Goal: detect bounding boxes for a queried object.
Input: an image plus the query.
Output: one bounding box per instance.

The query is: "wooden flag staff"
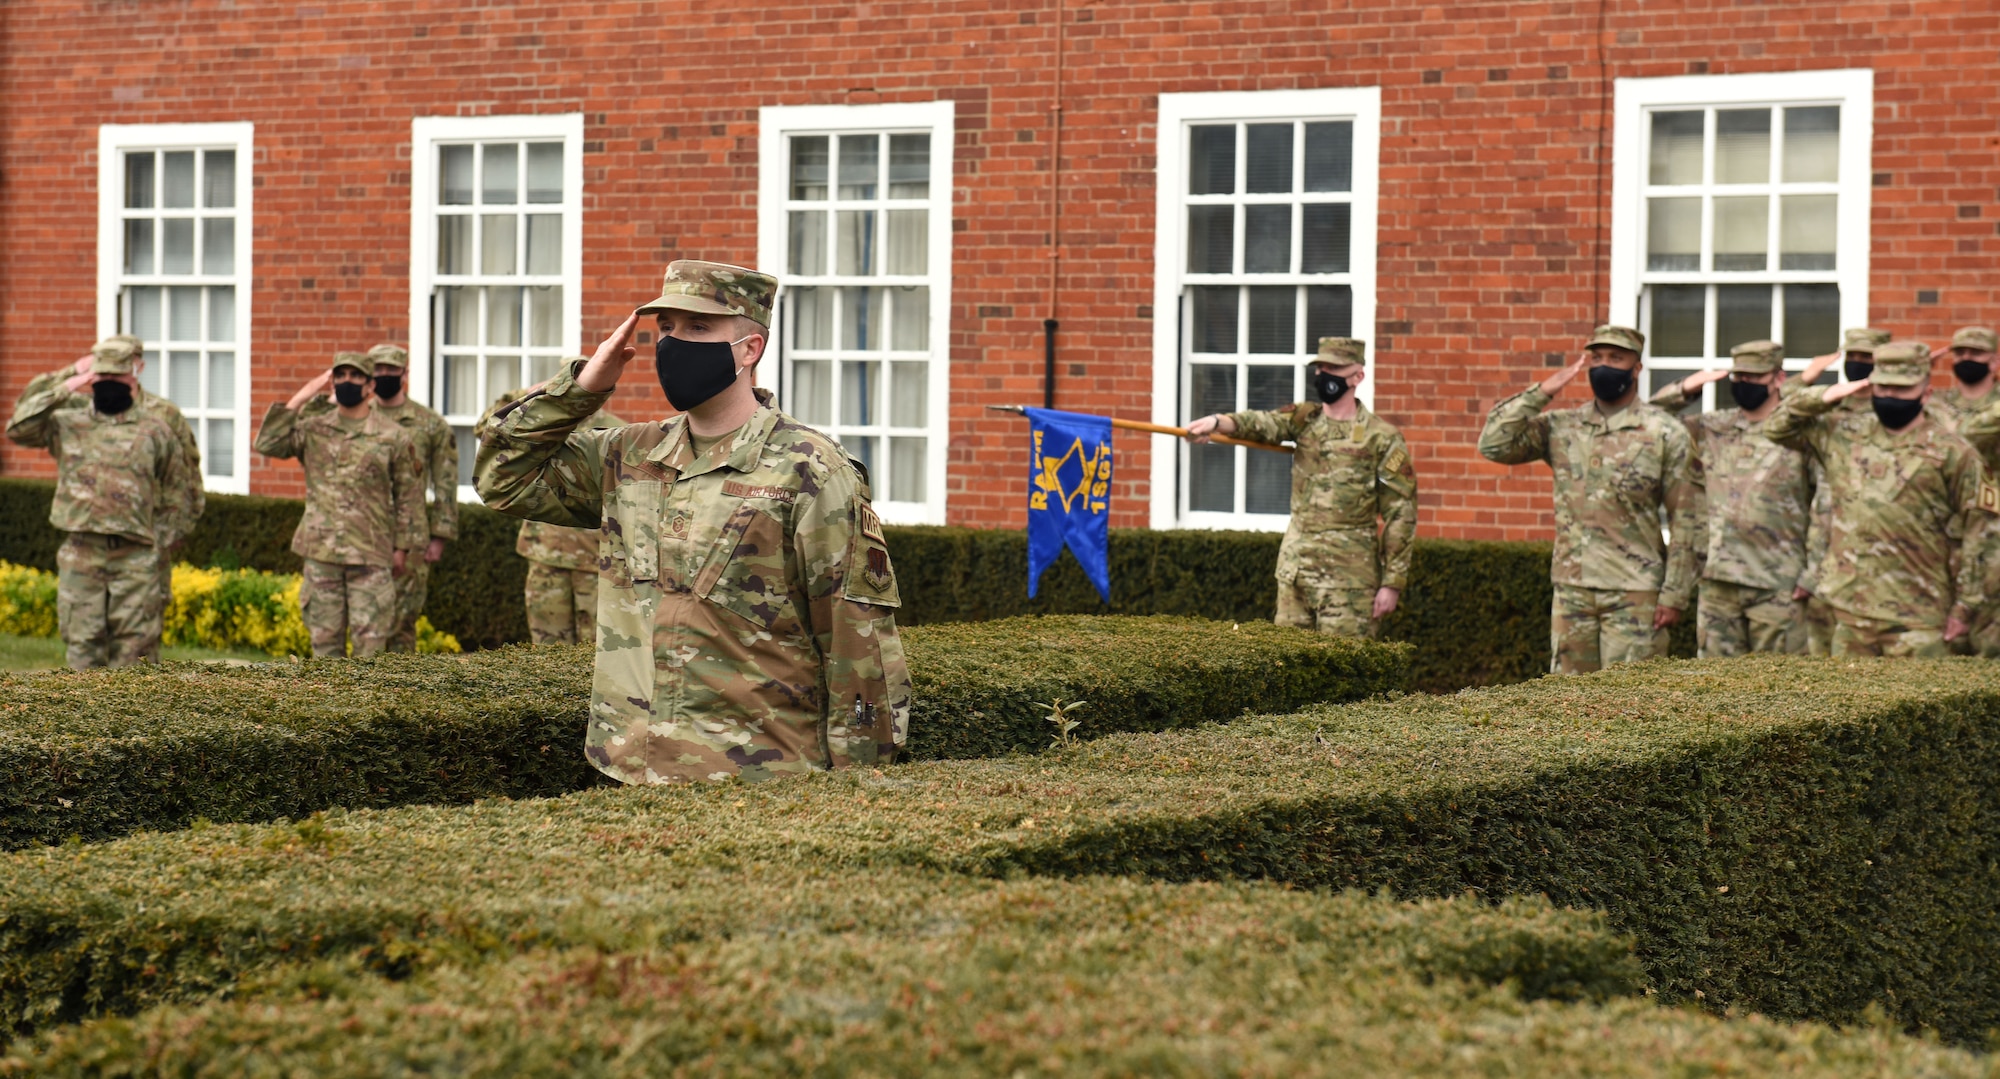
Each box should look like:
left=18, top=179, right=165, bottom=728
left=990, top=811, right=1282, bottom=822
left=986, top=404, right=1294, bottom=454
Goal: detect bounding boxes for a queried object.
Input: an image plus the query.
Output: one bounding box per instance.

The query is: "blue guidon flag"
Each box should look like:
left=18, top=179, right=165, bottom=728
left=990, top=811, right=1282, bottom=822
left=1024, top=407, right=1113, bottom=602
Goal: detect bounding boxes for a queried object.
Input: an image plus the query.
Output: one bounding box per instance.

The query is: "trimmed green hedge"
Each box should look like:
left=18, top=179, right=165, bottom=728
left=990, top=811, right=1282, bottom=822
left=0, top=617, right=1403, bottom=849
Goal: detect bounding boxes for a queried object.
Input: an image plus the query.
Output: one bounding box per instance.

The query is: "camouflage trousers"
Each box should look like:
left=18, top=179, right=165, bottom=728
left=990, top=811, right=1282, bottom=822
left=300, top=559, right=396, bottom=658
left=1959, top=603, right=2000, bottom=659
left=385, top=554, right=430, bottom=653
left=1274, top=579, right=1377, bottom=640
left=1696, top=579, right=1806, bottom=658
left=525, top=560, right=598, bottom=645
left=1550, top=584, right=1667, bottom=675
left=56, top=532, right=165, bottom=670
left=1802, top=596, right=1836, bottom=657
left=1830, top=608, right=1948, bottom=659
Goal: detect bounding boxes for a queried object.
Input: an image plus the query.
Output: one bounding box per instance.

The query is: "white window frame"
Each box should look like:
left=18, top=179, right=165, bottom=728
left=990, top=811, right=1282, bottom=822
left=96, top=122, right=255, bottom=495
left=1609, top=70, right=1873, bottom=407
left=757, top=100, right=955, bottom=526
left=1150, top=88, right=1381, bottom=531
left=408, top=113, right=585, bottom=501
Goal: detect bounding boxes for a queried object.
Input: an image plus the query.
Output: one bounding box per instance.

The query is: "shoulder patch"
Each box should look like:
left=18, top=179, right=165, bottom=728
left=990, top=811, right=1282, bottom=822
left=1382, top=445, right=1410, bottom=476
left=841, top=506, right=900, bottom=608
left=1980, top=479, right=2000, bottom=515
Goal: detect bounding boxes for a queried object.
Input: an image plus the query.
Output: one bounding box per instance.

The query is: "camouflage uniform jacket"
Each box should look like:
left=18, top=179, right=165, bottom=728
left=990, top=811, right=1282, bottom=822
left=473, top=390, right=627, bottom=571
left=1764, top=391, right=1994, bottom=625
left=1648, top=382, right=1818, bottom=592
left=1932, top=386, right=2000, bottom=475
left=254, top=402, right=427, bottom=567
left=1478, top=385, right=1702, bottom=609
left=1225, top=401, right=1418, bottom=590
left=21, top=362, right=204, bottom=493
left=303, top=397, right=459, bottom=540
left=474, top=360, right=910, bottom=785
left=5, top=388, right=199, bottom=547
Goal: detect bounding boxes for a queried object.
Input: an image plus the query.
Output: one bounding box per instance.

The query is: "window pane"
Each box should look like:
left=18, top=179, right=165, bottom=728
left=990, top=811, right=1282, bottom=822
left=1246, top=287, right=1296, bottom=354
left=889, top=438, right=926, bottom=503
left=206, top=418, right=234, bottom=478
left=792, top=359, right=832, bottom=424
left=1189, top=286, right=1237, bottom=353
left=207, top=351, right=234, bottom=408
left=203, top=150, right=235, bottom=208
left=1303, top=121, right=1353, bottom=192
left=1301, top=203, right=1350, bottom=273
left=201, top=218, right=234, bottom=275
left=1715, top=109, right=1771, bottom=184
left=792, top=287, right=832, bottom=349
left=1188, top=125, right=1235, bottom=195
left=529, top=355, right=565, bottom=384
left=441, top=287, right=477, bottom=345
left=884, top=209, right=927, bottom=274
left=1247, top=364, right=1294, bottom=409
left=1649, top=285, right=1705, bottom=357
left=486, top=355, right=523, bottom=399
left=1783, top=107, right=1839, bottom=183
left=455, top=428, right=477, bottom=486
left=1782, top=284, right=1840, bottom=358
left=1779, top=194, right=1836, bottom=270
left=440, top=145, right=474, bottom=205
left=1189, top=365, right=1239, bottom=439
left=890, top=360, right=927, bottom=426
left=125, top=152, right=155, bottom=209
left=161, top=218, right=194, bottom=274
left=482, top=143, right=518, bottom=204
left=1243, top=205, right=1291, bottom=273
left=169, top=286, right=202, bottom=341
left=163, top=151, right=196, bottom=208
left=888, top=133, right=930, bottom=198
left=837, top=134, right=879, bottom=199
left=1186, top=205, right=1233, bottom=274
left=1646, top=198, right=1700, bottom=271
left=844, top=435, right=878, bottom=480
left=1711, top=196, right=1768, bottom=271
left=444, top=353, right=479, bottom=414
left=1715, top=285, right=1773, bottom=357
left=1648, top=111, right=1704, bottom=185
left=438, top=216, right=471, bottom=275
left=1246, top=449, right=1292, bottom=515
left=790, top=136, right=829, bottom=200
left=1188, top=364, right=1238, bottom=512
left=789, top=210, right=826, bottom=275
left=841, top=287, right=885, bottom=350
left=841, top=360, right=882, bottom=424
left=1305, top=286, right=1353, bottom=348
left=1245, top=123, right=1293, bottom=194
left=138, top=351, right=161, bottom=395
left=207, top=287, right=235, bottom=343
left=130, top=287, right=161, bottom=339
left=525, top=143, right=563, bottom=203
left=525, top=215, right=561, bottom=275
left=168, top=351, right=200, bottom=406
left=890, top=286, right=929, bottom=351
left=836, top=210, right=877, bottom=275
left=124, top=219, right=154, bottom=275
left=528, top=286, right=562, bottom=348
left=481, top=215, right=517, bottom=275
left=486, top=286, right=523, bottom=346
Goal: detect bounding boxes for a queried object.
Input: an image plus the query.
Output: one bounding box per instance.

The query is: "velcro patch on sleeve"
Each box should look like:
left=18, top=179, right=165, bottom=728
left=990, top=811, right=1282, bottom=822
left=1980, top=480, right=2000, bottom=514
left=722, top=480, right=797, bottom=503
left=841, top=507, right=901, bottom=608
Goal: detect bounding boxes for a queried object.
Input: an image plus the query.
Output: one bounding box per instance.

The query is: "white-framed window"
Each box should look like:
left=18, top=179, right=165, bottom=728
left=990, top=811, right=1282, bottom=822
left=408, top=114, right=584, bottom=499
left=1150, top=89, right=1381, bottom=530
left=1609, top=70, right=1873, bottom=410
left=758, top=101, right=955, bottom=525
left=97, top=123, right=254, bottom=494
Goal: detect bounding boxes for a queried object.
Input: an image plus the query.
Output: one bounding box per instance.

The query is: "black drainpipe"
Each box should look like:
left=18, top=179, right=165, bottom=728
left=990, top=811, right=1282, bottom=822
left=1043, top=318, right=1059, bottom=409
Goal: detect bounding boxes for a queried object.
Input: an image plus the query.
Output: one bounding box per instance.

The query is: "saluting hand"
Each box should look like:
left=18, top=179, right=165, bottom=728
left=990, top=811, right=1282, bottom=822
left=287, top=371, right=333, bottom=411
left=1798, top=350, right=1843, bottom=384
left=1679, top=369, right=1730, bottom=395
left=1538, top=352, right=1591, bottom=397
left=575, top=311, right=642, bottom=393
left=1823, top=377, right=1872, bottom=403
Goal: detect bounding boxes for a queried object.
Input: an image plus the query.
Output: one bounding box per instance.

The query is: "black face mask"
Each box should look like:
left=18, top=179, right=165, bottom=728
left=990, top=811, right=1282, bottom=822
left=333, top=382, right=367, bottom=408
left=1954, top=359, right=1991, bottom=386
left=1312, top=370, right=1349, bottom=404
left=655, top=334, right=746, bottom=412
left=91, top=380, right=133, bottom=415
left=1729, top=380, right=1771, bottom=412
left=374, top=374, right=403, bottom=400
left=1844, top=357, right=1874, bottom=382
left=1587, top=364, right=1635, bottom=403
left=1873, top=395, right=1924, bottom=430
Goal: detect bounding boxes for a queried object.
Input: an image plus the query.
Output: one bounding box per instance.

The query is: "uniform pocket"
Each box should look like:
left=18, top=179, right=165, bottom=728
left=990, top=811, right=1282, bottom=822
left=606, top=480, right=662, bottom=584
left=693, top=501, right=795, bottom=631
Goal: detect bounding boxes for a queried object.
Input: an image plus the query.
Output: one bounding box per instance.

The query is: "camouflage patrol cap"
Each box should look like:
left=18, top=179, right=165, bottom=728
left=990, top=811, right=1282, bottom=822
left=1841, top=327, right=1891, bottom=355
left=89, top=336, right=140, bottom=376
left=1585, top=325, right=1645, bottom=354
left=637, top=260, right=778, bottom=328
left=331, top=350, right=371, bottom=375
left=108, top=333, right=144, bottom=352
left=1311, top=337, right=1366, bottom=367
left=1951, top=326, right=1999, bottom=353
left=1868, top=341, right=1930, bottom=387
left=366, top=343, right=409, bottom=370
left=1729, top=339, right=1784, bottom=375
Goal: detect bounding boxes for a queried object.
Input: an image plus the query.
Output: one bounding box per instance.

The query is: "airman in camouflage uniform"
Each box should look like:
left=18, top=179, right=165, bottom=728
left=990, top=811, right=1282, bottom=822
left=1648, top=341, right=1816, bottom=656
left=1932, top=327, right=2000, bottom=655
left=1792, top=327, right=1893, bottom=654
left=1764, top=341, right=1996, bottom=657
left=362, top=344, right=456, bottom=652
left=1479, top=325, right=1701, bottom=674
left=255, top=353, right=427, bottom=658
left=6, top=338, right=200, bottom=668
left=1185, top=337, right=1417, bottom=638
left=475, top=388, right=626, bottom=645
left=476, top=260, right=910, bottom=785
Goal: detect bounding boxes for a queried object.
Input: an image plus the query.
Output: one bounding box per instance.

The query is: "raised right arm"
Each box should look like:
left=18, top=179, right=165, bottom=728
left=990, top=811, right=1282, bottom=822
left=473, top=357, right=615, bottom=529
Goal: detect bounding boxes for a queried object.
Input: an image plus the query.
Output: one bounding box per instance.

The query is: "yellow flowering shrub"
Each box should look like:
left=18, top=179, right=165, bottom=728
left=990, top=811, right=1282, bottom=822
left=0, top=560, right=58, bottom=639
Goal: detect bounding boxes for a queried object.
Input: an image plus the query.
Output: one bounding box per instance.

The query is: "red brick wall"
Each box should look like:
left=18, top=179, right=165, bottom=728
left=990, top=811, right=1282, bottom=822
left=3, top=0, right=1996, bottom=535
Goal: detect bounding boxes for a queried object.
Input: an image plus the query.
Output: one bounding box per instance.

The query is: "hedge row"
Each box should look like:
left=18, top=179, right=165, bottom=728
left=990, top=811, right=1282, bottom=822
left=0, top=616, right=1404, bottom=849
left=2, top=656, right=1998, bottom=1048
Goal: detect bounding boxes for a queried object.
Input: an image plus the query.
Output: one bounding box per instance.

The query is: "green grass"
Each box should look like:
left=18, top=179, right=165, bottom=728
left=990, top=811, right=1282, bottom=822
left=0, top=633, right=276, bottom=671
